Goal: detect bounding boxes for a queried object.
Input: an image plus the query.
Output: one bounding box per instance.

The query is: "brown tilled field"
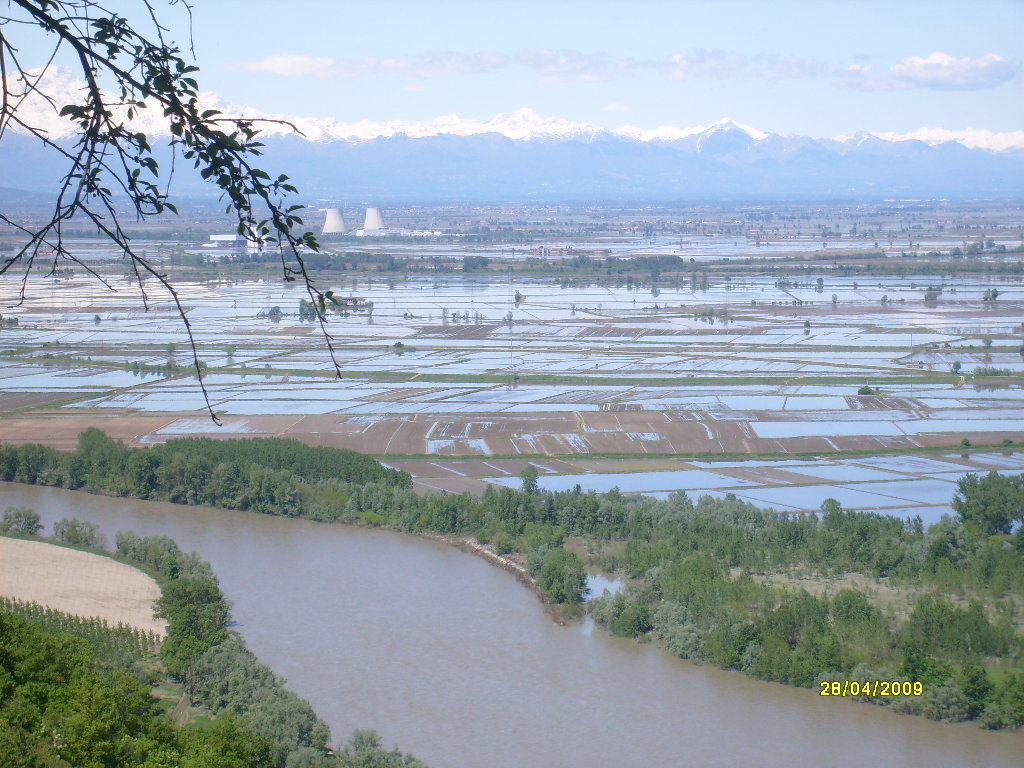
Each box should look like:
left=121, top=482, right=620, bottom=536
left=0, top=409, right=1019, bottom=459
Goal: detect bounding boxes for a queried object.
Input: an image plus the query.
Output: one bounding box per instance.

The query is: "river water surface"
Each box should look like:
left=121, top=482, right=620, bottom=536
left=2, top=483, right=1022, bottom=768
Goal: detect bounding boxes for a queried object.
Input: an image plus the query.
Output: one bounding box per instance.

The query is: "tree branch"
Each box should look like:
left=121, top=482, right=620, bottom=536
left=0, top=0, right=342, bottom=422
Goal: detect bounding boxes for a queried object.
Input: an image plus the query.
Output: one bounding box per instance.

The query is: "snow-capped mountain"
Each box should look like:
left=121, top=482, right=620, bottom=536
left=4, top=67, right=1023, bottom=201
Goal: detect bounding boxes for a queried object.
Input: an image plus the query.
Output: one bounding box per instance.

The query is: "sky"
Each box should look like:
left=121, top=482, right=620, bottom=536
left=17, top=0, right=1024, bottom=138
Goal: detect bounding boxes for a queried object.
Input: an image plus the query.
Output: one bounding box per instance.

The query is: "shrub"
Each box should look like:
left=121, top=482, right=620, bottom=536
left=0, top=506, right=41, bottom=536
left=53, top=517, right=103, bottom=548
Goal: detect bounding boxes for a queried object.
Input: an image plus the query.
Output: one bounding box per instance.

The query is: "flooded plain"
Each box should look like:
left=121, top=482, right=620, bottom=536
left=477, top=451, right=1024, bottom=524
left=2, top=258, right=1022, bottom=517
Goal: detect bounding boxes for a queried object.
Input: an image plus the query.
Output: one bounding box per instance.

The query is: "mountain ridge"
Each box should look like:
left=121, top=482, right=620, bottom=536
left=4, top=126, right=1022, bottom=202
left=8, top=67, right=1023, bottom=152
left=4, top=69, right=1022, bottom=202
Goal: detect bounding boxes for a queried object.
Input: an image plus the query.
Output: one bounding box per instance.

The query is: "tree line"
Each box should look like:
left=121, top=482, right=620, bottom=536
left=0, top=431, right=588, bottom=604
left=0, top=610, right=277, bottom=768
left=0, top=603, right=421, bottom=768
left=0, top=595, right=161, bottom=665
left=112, top=531, right=340, bottom=764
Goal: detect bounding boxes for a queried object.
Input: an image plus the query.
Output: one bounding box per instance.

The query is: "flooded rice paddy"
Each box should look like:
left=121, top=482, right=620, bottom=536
left=478, top=451, right=1024, bottom=525
left=1, top=259, right=1022, bottom=520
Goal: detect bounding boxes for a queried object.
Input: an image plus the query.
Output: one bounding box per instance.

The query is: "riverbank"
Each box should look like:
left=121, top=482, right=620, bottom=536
left=423, top=532, right=576, bottom=625
left=0, top=522, right=399, bottom=767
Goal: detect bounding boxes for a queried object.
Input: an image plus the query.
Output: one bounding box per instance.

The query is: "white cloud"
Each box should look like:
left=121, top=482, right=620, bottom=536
left=232, top=52, right=511, bottom=78
left=234, top=49, right=646, bottom=83
left=848, top=52, right=1020, bottom=91
left=758, top=55, right=830, bottom=80
left=603, top=101, right=631, bottom=112
left=666, top=49, right=748, bottom=81
left=892, top=52, right=1017, bottom=90
left=514, top=50, right=641, bottom=82
left=666, top=51, right=831, bottom=82
left=234, top=54, right=338, bottom=77
left=230, top=48, right=1020, bottom=95
left=231, top=48, right=835, bottom=85
left=870, top=127, right=1024, bottom=152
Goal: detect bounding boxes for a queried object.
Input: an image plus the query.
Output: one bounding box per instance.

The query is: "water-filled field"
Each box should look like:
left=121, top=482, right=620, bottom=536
left=2, top=244, right=1022, bottom=514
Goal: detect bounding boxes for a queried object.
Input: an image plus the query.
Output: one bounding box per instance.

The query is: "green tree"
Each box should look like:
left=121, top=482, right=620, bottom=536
left=124, top=450, right=160, bottom=497
left=0, top=612, right=188, bottom=768
left=156, top=576, right=231, bottom=676
left=53, top=517, right=103, bottom=548
left=77, top=427, right=129, bottom=482
left=820, top=498, right=842, bottom=515
left=335, top=730, right=426, bottom=768
left=958, top=661, right=993, bottom=719
left=953, top=472, right=1024, bottom=536
left=520, top=464, right=539, bottom=494
left=44, top=670, right=157, bottom=768
left=982, top=673, right=1024, bottom=729
left=186, top=636, right=330, bottom=765
left=0, top=507, right=42, bottom=536
left=537, top=547, right=587, bottom=604
left=179, top=715, right=275, bottom=768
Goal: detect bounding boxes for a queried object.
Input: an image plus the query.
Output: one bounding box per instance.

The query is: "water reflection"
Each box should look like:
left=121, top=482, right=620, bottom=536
left=585, top=573, right=624, bottom=599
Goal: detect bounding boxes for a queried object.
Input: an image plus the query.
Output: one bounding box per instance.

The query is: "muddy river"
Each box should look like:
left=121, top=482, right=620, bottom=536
left=2, top=483, right=1021, bottom=767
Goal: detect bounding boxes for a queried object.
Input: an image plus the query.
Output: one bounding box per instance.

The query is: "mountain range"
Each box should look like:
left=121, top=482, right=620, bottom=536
left=189, top=115, right=1024, bottom=201
left=4, top=89, right=1023, bottom=202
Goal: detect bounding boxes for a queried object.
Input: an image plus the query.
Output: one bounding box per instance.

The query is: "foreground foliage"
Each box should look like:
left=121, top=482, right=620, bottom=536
left=0, top=611, right=276, bottom=768
left=0, top=596, right=160, bottom=670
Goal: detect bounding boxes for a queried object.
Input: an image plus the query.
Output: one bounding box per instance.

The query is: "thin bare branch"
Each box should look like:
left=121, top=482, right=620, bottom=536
left=0, top=0, right=339, bottom=421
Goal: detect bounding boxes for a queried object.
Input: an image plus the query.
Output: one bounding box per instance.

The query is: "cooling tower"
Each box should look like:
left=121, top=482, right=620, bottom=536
left=363, top=207, right=384, bottom=231
left=321, top=208, right=345, bottom=234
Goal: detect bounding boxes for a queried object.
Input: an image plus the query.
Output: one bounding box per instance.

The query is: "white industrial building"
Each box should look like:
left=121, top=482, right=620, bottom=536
left=203, top=234, right=261, bottom=249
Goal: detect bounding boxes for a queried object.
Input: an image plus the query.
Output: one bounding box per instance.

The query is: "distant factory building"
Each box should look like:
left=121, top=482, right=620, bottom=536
left=203, top=234, right=260, bottom=249
left=321, top=208, right=346, bottom=234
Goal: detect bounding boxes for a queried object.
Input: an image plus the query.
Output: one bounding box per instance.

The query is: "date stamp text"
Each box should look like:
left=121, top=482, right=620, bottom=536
left=819, top=680, right=924, bottom=698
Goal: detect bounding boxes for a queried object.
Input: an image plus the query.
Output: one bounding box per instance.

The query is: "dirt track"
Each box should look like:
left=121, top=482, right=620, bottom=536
left=0, top=537, right=167, bottom=635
